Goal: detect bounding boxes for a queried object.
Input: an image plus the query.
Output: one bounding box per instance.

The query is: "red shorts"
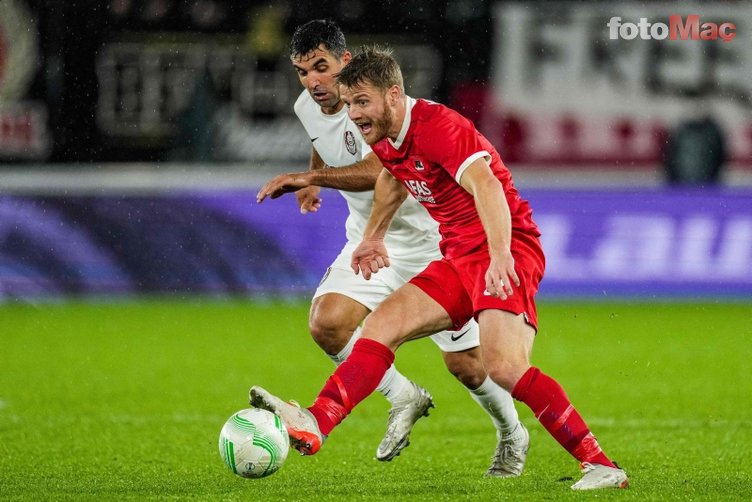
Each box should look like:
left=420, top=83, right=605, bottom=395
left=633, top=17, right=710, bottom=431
left=409, top=232, right=545, bottom=331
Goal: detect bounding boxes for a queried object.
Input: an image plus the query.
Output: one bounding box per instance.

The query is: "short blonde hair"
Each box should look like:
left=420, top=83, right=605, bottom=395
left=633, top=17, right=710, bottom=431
left=336, top=45, right=404, bottom=92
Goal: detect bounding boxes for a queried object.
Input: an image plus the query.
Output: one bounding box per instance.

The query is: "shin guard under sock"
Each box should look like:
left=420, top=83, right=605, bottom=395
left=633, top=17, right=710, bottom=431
left=309, top=338, right=395, bottom=435
left=512, top=367, right=615, bottom=467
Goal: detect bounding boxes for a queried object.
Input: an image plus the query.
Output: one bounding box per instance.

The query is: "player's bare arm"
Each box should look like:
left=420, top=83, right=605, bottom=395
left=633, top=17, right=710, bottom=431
left=256, top=147, right=324, bottom=206
left=459, top=158, right=519, bottom=299
left=351, top=168, right=408, bottom=280
left=306, top=151, right=383, bottom=191
left=256, top=151, right=383, bottom=205
left=295, top=147, right=325, bottom=214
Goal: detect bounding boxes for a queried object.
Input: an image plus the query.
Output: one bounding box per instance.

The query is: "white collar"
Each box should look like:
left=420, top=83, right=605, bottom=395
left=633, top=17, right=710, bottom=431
left=317, top=98, right=348, bottom=119
left=388, top=96, right=416, bottom=150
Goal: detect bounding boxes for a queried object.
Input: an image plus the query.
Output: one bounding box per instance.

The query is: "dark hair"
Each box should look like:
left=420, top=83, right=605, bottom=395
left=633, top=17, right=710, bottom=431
left=289, top=19, right=346, bottom=59
left=335, top=45, right=404, bottom=92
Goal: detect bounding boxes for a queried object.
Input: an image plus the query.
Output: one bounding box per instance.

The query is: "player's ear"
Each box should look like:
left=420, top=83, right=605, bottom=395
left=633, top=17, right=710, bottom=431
left=342, top=50, right=352, bottom=65
left=387, top=84, right=401, bottom=105
left=337, top=83, right=348, bottom=100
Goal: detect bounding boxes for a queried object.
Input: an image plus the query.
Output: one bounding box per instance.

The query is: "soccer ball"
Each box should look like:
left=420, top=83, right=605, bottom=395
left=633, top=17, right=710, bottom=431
left=218, top=408, right=290, bottom=478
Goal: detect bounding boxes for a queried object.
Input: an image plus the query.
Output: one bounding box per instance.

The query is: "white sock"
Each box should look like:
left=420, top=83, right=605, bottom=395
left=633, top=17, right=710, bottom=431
left=469, top=376, right=522, bottom=438
left=328, top=326, right=408, bottom=405
left=327, top=328, right=360, bottom=365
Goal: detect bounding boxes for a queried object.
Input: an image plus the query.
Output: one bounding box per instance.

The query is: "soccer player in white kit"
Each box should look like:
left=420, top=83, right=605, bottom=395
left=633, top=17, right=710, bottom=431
left=256, top=19, right=528, bottom=475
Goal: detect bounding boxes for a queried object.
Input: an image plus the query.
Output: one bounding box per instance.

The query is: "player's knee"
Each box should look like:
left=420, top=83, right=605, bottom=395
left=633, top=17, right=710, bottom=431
left=449, top=364, right=486, bottom=390
left=443, top=351, right=486, bottom=389
left=485, top=359, right=528, bottom=393
left=360, top=312, right=403, bottom=350
left=309, top=313, right=351, bottom=355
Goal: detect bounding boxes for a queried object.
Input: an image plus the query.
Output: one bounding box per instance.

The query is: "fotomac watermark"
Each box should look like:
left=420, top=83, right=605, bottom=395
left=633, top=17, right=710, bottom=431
left=607, top=15, right=736, bottom=42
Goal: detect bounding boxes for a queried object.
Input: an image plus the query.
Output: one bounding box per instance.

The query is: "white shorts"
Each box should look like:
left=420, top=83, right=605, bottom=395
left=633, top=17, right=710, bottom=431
left=313, top=243, right=480, bottom=353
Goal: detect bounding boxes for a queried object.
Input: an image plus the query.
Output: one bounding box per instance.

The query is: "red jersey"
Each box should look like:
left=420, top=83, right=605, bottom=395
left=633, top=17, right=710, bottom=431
left=371, top=98, right=540, bottom=260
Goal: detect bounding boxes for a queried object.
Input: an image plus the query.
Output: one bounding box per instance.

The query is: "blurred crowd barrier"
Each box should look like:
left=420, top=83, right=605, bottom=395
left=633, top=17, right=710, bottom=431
left=2, top=183, right=750, bottom=302
left=0, top=0, right=749, bottom=179
left=2, top=1, right=750, bottom=302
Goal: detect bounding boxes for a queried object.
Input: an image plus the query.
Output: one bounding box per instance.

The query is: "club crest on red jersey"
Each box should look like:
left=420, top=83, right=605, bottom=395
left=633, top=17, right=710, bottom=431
left=414, top=160, right=425, bottom=171
left=344, top=131, right=357, bottom=155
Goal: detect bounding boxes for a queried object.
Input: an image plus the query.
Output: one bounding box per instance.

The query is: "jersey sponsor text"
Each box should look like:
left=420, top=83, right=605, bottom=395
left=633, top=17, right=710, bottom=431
left=405, top=179, right=436, bottom=204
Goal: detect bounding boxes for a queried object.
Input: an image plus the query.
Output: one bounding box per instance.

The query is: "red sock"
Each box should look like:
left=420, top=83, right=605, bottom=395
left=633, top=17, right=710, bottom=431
left=308, top=338, right=395, bottom=436
left=512, top=367, right=616, bottom=468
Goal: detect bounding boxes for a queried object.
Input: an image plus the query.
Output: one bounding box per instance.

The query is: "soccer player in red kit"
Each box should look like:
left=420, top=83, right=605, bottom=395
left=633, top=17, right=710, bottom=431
left=250, top=46, right=628, bottom=490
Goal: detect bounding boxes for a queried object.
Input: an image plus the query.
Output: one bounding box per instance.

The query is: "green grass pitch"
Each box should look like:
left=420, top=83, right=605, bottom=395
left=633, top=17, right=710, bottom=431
left=1, top=300, right=750, bottom=500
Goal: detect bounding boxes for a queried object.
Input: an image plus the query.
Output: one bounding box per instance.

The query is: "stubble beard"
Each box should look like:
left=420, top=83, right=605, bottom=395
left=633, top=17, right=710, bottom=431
left=369, top=103, right=393, bottom=144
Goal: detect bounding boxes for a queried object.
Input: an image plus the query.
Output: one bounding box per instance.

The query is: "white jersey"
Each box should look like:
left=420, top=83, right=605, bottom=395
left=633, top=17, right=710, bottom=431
left=296, top=90, right=480, bottom=353
left=294, top=90, right=439, bottom=260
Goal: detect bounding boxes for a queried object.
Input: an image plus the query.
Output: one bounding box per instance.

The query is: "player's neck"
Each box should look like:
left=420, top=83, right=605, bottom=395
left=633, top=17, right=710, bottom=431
left=321, top=99, right=346, bottom=116
left=387, top=98, right=407, bottom=141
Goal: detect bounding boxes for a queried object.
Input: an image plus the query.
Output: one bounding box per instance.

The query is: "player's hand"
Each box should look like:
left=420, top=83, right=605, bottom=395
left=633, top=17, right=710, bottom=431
left=351, top=238, right=390, bottom=280
left=484, top=249, right=519, bottom=300
left=256, top=172, right=312, bottom=203
left=296, top=186, right=322, bottom=214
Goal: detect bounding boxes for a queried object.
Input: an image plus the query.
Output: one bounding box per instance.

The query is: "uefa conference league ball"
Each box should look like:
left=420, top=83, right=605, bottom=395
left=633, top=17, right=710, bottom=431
left=219, top=408, right=290, bottom=478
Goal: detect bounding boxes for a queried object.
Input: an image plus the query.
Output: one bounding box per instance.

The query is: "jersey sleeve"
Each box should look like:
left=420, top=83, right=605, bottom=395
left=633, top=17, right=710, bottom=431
left=421, top=108, right=490, bottom=184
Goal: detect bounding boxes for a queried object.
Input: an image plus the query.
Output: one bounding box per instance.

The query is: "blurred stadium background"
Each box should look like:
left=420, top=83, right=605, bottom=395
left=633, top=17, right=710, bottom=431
left=2, top=2, right=751, bottom=498
left=1, top=0, right=750, bottom=301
